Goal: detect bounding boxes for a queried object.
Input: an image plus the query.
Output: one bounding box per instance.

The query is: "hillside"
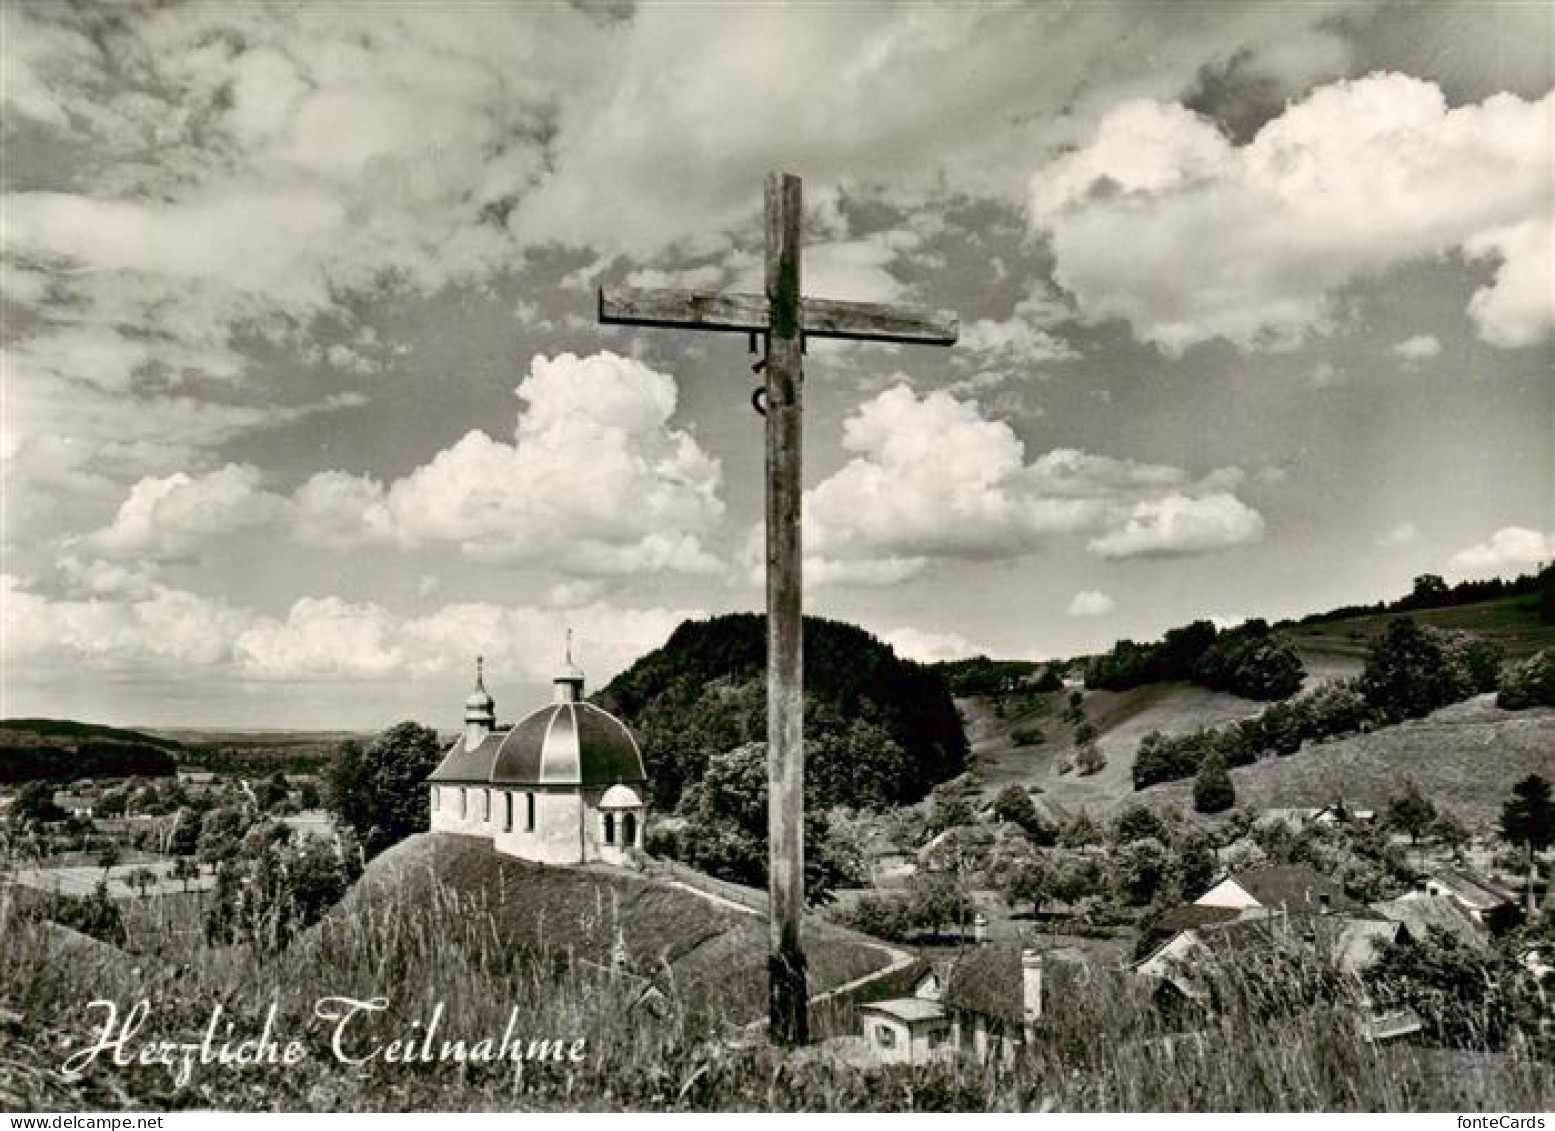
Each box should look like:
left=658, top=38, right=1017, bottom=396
left=966, top=682, right=1269, bottom=813
left=595, top=613, right=967, bottom=810
left=962, top=594, right=1555, bottom=818
left=323, top=832, right=895, bottom=1022
left=0, top=717, right=182, bottom=783
left=1287, top=594, right=1555, bottom=678
left=1139, top=695, right=1554, bottom=827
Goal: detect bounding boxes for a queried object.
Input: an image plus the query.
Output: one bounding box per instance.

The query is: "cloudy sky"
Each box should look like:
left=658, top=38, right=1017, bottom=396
left=2, top=1, right=1551, bottom=730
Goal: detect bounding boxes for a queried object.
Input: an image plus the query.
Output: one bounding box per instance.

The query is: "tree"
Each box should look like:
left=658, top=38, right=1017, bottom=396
left=325, top=722, right=444, bottom=859
left=998, top=852, right=1056, bottom=918
left=1499, top=775, right=1555, bottom=916
left=1115, top=804, right=1166, bottom=844
left=1360, top=618, right=1489, bottom=722
left=96, top=842, right=121, bottom=877
left=1192, top=752, right=1236, bottom=814
left=171, top=855, right=200, bottom=893
left=1497, top=650, right=1555, bottom=710
left=12, top=781, right=64, bottom=824
left=254, top=771, right=290, bottom=813
left=991, top=785, right=1054, bottom=842
left=1386, top=782, right=1438, bottom=845
left=1075, top=742, right=1106, bottom=776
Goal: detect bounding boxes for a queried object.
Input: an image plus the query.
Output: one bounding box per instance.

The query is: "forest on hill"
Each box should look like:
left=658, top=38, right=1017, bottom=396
left=0, top=718, right=181, bottom=783
left=594, top=613, right=968, bottom=812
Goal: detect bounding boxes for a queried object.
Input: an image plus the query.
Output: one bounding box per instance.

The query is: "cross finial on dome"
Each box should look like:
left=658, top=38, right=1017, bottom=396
left=565, top=628, right=573, bottom=667
left=475, top=654, right=486, bottom=692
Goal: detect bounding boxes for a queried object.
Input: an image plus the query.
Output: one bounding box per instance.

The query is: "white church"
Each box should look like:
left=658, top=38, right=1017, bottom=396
left=427, top=647, right=648, bottom=866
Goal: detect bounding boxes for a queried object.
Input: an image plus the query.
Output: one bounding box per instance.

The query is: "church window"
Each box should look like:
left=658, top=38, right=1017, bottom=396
left=525, top=793, right=535, bottom=831
left=458, top=788, right=467, bottom=818
left=874, top=1024, right=897, bottom=1049
left=430, top=786, right=440, bottom=809
left=603, top=812, right=616, bottom=845
left=503, top=792, right=513, bottom=832
left=483, top=788, right=491, bottom=822
left=622, top=811, right=637, bottom=848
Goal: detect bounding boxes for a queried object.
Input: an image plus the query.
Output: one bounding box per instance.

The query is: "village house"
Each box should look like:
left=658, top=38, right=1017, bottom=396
left=1136, top=866, right=1405, bottom=1002
left=1419, top=867, right=1521, bottom=932
left=427, top=650, right=648, bottom=866
left=860, top=941, right=1080, bottom=1064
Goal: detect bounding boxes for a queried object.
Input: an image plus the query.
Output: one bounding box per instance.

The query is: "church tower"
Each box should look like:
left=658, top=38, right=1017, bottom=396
left=464, top=655, right=496, bottom=749
left=553, top=629, right=585, bottom=704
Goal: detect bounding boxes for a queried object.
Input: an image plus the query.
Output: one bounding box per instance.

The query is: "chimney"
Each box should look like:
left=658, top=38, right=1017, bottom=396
left=1021, top=948, right=1043, bottom=1023
left=1318, top=893, right=1331, bottom=916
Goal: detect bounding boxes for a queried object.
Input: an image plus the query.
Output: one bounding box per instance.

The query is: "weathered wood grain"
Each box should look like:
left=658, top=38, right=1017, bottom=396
left=599, top=288, right=958, bottom=345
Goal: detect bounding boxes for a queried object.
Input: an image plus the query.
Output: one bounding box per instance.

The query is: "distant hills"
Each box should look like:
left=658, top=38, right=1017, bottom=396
left=0, top=718, right=181, bottom=783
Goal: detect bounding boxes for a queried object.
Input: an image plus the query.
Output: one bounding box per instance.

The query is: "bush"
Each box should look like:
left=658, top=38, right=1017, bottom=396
left=1193, top=752, right=1236, bottom=814
left=1010, top=725, right=1045, bottom=747
left=20, top=881, right=126, bottom=946
left=1075, top=742, right=1106, bottom=776
left=1359, top=618, right=1500, bottom=723
left=1498, top=650, right=1555, bottom=710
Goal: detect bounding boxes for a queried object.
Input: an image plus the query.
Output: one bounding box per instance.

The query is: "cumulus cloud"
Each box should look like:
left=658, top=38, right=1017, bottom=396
left=1067, top=590, right=1117, bottom=617
left=1390, top=335, right=1442, bottom=361
left=1087, top=493, right=1266, bottom=559
left=1446, top=526, right=1555, bottom=576
left=2, top=572, right=697, bottom=687
left=802, top=384, right=1262, bottom=582
left=880, top=627, right=990, bottom=664
left=1030, top=75, right=1553, bottom=354
left=293, top=352, right=725, bottom=575
left=76, top=464, right=290, bottom=562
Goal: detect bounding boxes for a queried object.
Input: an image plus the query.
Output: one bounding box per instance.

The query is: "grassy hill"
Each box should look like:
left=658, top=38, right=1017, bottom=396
left=326, top=832, right=895, bottom=1023
left=966, top=682, right=1268, bottom=814
left=1287, top=594, right=1555, bottom=678
left=964, top=594, right=1554, bottom=819
left=1138, top=695, right=1555, bottom=827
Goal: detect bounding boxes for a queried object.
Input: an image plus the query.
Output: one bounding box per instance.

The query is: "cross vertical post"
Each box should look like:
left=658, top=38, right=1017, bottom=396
left=597, top=172, right=956, bottom=1046
left=764, top=172, right=807, bottom=1045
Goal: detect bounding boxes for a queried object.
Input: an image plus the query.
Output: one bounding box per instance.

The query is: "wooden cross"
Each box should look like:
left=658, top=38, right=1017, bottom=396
left=598, top=172, right=957, bottom=1045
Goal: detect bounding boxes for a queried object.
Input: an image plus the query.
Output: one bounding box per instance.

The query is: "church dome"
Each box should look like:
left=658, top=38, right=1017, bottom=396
left=428, top=645, right=646, bottom=788
left=488, top=700, right=646, bottom=787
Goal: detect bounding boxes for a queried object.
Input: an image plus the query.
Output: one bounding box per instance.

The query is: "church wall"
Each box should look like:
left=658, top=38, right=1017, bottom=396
left=490, top=788, right=588, bottom=864
left=430, top=783, right=645, bottom=867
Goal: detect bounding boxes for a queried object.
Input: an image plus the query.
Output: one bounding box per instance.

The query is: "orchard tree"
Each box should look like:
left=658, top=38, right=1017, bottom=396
left=998, top=852, right=1057, bottom=919
left=1499, top=774, right=1555, bottom=916
left=1386, top=782, right=1438, bottom=845
left=325, top=721, right=444, bottom=860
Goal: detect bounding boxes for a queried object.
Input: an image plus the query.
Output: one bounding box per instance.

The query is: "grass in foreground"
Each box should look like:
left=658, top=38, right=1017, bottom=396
left=2, top=852, right=1551, bottom=1112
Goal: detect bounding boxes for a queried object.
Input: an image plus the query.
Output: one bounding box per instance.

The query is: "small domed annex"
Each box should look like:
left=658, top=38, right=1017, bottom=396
left=427, top=639, right=647, bottom=866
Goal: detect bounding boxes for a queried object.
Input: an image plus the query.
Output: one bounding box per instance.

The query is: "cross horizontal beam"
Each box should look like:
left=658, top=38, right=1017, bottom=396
left=598, top=286, right=958, bottom=346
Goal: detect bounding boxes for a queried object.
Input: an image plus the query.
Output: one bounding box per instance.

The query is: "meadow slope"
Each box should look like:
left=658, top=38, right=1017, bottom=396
left=1139, top=695, right=1555, bottom=827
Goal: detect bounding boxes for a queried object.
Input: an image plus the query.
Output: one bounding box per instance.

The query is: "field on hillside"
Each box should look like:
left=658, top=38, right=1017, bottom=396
left=1142, top=696, right=1555, bottom=827
left=966, top=682, right=1267, bottom=814
left=1287, top=595, right=1555, bottom=668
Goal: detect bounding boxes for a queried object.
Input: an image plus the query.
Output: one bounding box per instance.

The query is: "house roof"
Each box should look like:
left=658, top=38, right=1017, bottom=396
left=1215, top=866, right=1378, bottom=919
left=861, top=997, right=948, bottom=1025
left=943, top=941, right=1029, bottom=1025
left=1373, top=894, right=1489, bottom=951
left=1155, top=904, right=1245, bottom=933
left=1427, top=868, right=1516, bottom=909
